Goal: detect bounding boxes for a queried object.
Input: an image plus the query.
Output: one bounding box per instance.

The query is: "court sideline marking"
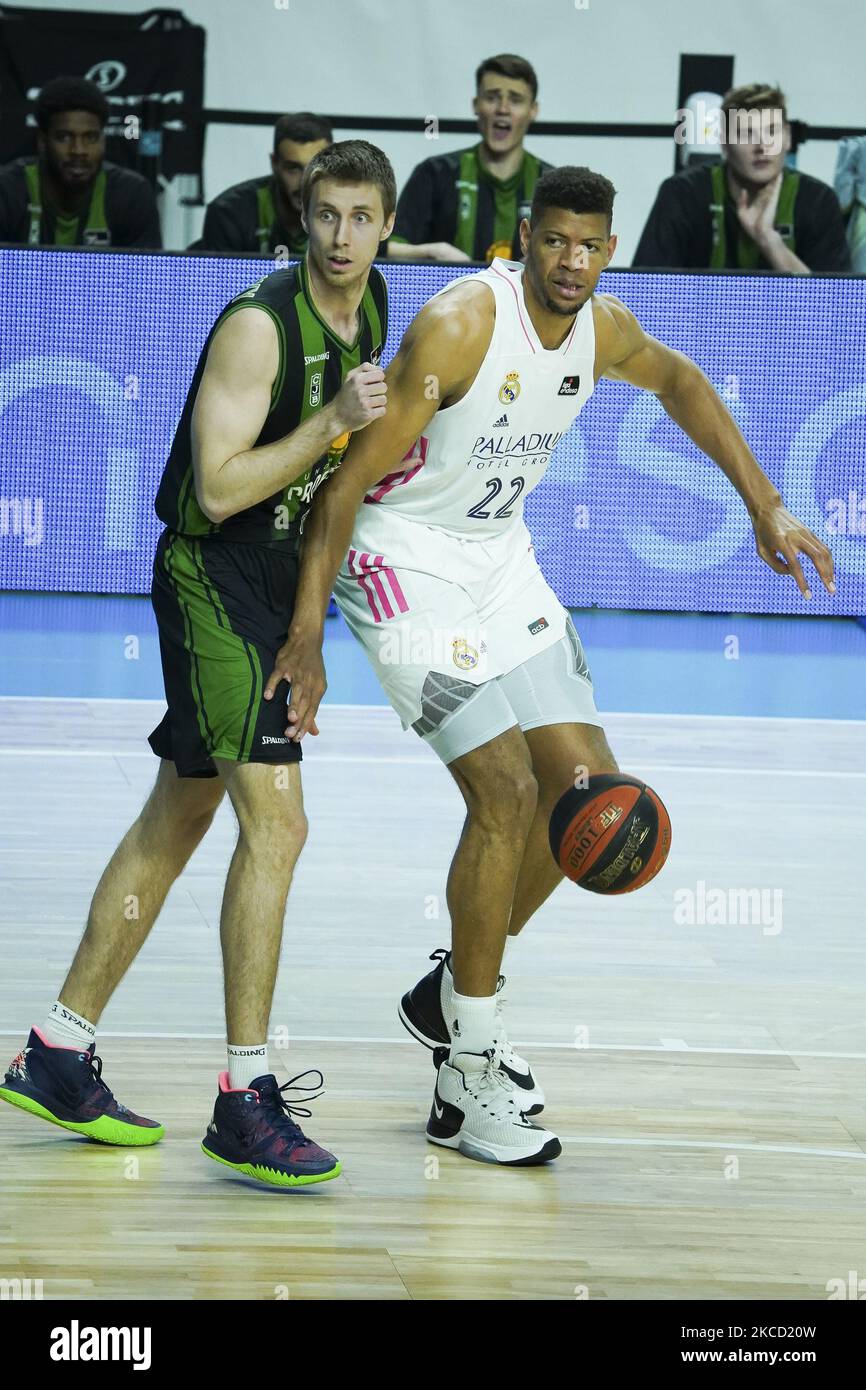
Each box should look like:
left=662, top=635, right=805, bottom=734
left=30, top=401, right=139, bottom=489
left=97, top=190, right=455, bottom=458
left=1, top=694, right=865, bottom=726
left=0, top=1028, right=863, bottom=1061
left=1, top=746, right=865, bottom=779
left=0, top=1029, right=859, bottom=1162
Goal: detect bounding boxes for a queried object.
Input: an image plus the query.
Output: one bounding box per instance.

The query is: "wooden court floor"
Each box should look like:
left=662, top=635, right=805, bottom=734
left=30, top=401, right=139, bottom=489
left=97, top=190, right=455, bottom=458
left=1, top=698, right=864, bottom=1300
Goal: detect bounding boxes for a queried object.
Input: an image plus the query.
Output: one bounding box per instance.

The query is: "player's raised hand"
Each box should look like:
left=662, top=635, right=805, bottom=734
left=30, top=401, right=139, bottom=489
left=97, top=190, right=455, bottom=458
left=263, top=628, right=327, bottom=740
left=332, top=362, right=387, bottom=433
left=751, top=500, right=836, bottom=600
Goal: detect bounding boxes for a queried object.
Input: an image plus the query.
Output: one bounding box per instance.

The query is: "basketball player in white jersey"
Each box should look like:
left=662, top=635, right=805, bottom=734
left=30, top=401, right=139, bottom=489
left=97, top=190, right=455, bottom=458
left=264, top=167, right=835, bottom=1167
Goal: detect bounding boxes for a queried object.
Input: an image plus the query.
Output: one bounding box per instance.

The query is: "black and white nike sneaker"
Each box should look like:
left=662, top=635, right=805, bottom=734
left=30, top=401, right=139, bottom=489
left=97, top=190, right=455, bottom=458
left=427, top=1045, right=560, bottom=1166
left=398, top=948, right=546, bottom=1115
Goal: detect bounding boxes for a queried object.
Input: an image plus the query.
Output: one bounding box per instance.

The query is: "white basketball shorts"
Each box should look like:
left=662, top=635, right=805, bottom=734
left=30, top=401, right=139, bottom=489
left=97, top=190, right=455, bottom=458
left=332, top=510, right=602, bottom=764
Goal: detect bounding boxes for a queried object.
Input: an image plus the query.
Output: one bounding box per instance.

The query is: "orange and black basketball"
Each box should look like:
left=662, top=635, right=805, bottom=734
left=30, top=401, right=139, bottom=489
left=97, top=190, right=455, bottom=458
left=548, top=773, right=672, bottom=894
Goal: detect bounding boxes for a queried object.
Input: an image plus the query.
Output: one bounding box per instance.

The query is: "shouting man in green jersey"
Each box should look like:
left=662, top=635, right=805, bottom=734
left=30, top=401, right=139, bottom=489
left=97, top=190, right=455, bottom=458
left=387, top=53, right=551, bottom=265
left=0, top=141, right=393, bottom=1190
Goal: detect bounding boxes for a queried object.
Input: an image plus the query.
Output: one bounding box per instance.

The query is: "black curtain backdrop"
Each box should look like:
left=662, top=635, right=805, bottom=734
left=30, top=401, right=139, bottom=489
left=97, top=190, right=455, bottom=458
left=0, top=5, right=205, bottom=183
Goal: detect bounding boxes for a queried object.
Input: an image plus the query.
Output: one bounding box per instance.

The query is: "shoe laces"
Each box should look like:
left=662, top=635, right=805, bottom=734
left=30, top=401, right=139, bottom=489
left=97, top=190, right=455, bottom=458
left=261, top=1070, right=325, bottom=1143
left=464, top=1042, right=518, bottom=1118
left=82, top=1052, right=111, bottom=1095
left=75, top=1051, right=130, bottom=1114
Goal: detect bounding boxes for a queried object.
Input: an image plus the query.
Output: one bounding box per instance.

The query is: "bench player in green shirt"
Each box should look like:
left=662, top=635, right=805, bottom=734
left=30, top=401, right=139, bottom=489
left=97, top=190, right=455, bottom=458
left=0, top=75, right=161, bottom=248
left=633, top=83, right=850, bottom=272
left=0, top=141, right=394, bottom=1190
left=200, top=111, right=333, bottom=256
left=388, top=53, right=552, bottom=265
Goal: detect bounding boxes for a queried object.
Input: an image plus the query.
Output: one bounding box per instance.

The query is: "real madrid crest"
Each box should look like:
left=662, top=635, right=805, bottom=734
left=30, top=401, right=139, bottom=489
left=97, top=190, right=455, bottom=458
left=452, top=638, right=479, bottom=670
left=498, top=371, right=521, bottom=405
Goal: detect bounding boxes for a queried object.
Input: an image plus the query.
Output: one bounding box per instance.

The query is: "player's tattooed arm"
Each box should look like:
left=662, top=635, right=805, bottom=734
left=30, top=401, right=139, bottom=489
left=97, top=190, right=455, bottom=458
left=263, top=285, right=494, bottom=740
left=593, top=294, right=835, bottom=601
left=192, top=307, right=370, bottom=523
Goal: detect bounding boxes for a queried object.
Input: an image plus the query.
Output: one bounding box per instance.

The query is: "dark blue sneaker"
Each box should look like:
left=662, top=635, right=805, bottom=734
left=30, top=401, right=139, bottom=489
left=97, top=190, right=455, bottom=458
left=201, top=1070, right=341, bottom=1188
left=0, top=1027, right=164, bottom=1145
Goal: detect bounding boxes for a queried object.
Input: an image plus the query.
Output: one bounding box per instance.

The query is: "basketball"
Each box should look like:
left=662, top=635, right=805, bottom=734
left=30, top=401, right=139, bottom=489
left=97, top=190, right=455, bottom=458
left=548, top=773, right=672, bottom=894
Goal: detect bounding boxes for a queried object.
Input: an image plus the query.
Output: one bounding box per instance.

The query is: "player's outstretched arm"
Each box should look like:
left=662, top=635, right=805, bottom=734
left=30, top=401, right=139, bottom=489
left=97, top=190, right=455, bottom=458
left=264, top=286, right=493, bottom=739
left=595, top=294, right=836, bottom=601
left=192, top=307, right=377, bottom=523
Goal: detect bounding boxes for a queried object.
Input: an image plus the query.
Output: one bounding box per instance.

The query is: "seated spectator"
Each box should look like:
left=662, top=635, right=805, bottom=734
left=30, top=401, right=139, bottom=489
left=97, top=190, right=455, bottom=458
left=633, top=83, right=850, bottom=274
left=0, top=76, right=161, bottom=249
left=388, top=53, right=552, bottom=264
left=200, top=112, right=332, bottom=255
left=834, top=136, right=866, bottom=274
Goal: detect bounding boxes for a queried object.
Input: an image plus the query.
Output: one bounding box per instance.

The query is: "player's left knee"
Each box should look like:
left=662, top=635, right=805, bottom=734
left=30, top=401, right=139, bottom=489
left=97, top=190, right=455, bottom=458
left=237, top=811, right=308, bottom=871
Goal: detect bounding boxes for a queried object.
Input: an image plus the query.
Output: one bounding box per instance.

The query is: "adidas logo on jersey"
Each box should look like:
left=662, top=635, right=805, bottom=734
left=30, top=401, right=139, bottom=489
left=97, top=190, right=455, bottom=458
left=492, top=413, right=509, bottom=428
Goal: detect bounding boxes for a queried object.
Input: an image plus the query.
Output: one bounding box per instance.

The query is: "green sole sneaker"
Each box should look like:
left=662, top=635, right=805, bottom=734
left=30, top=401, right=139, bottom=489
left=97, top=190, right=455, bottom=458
left=201, top=1140, right=341, bottom=1187
left=1, top=1029, right=165, bottom=1146
left=201, top=1070, right=342, bottom=1187
left=0, top=1085, right=165, bottom=1145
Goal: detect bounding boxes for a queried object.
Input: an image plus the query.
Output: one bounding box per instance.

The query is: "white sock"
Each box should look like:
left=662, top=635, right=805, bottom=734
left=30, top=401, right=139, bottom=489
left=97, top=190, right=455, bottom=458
left=227, top=1043, right=269, bottom=1091
left=450, top=992, right=498, bottom=1061
left=43, top=1001, right=97, bottom=1050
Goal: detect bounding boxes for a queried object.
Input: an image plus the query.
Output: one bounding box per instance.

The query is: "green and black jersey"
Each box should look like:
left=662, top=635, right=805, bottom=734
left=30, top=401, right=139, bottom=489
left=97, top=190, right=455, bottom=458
left=633, top=164, right=851, bottom=271
left=390, top=144, right=552, bottom=263
left=200, top=175, right=308, bottom=256
left=154, top=259, right=388, bottom=547
left=0, top=157, right=161, bottom=248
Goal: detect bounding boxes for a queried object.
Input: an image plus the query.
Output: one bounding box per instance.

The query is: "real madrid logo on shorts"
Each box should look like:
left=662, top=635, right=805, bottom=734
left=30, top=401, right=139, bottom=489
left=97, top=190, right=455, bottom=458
left=452, top=638, right=479, bottom=670
left=498, top=371, right=521, bottom=405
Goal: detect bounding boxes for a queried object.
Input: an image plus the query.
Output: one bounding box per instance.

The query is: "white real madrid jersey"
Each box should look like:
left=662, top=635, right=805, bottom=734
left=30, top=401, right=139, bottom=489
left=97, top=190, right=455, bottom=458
left=363, top=257, right=596, bottom=538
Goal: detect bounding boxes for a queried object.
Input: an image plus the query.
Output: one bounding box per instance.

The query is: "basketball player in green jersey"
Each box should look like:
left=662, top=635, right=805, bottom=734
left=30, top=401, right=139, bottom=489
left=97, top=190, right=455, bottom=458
left=0, top=141, right=394, bottom=1189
